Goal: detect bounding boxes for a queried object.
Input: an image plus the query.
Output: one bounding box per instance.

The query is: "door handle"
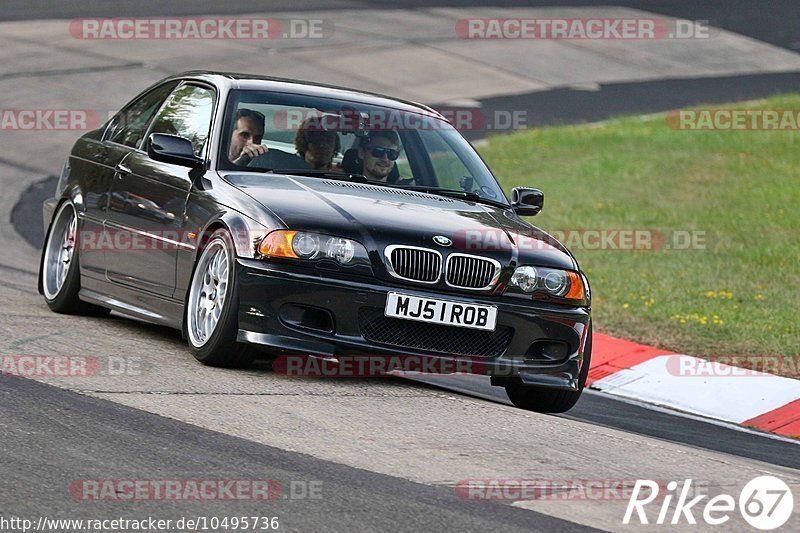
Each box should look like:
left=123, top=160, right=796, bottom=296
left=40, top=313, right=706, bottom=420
left=115, top=162, right=132, bottom=175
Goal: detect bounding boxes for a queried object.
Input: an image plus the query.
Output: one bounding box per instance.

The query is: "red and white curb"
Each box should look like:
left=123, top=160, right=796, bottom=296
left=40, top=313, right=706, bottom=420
left=588, top=334, right=800, bottom=438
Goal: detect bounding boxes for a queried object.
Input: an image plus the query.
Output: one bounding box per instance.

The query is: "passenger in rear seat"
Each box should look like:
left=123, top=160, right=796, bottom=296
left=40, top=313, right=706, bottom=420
left=294, top=116, right=341, bottom=170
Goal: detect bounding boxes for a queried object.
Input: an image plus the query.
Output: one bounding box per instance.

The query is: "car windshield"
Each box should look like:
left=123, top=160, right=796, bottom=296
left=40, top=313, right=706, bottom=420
left=219, top=90, right=509, bottom=206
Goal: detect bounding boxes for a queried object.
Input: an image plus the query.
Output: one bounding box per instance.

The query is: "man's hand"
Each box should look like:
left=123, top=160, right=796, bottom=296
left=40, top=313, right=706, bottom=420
left=233, top=143, right=269, bottom=166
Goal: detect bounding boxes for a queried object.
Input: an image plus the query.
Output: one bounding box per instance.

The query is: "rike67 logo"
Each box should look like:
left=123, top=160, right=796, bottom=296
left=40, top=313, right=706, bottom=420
left=624, top=476, right=794, bottom=530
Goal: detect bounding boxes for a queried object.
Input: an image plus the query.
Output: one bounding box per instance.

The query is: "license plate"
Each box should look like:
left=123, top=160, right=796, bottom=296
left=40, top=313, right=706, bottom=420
left=384, top=292, right=497, bottom=331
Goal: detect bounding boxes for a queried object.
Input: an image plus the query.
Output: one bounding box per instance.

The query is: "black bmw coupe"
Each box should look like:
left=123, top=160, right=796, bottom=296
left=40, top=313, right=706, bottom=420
left=39, top=71, right=591, bottom=413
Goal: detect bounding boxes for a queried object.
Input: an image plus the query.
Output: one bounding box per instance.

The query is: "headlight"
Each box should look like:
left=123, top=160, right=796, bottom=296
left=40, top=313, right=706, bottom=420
left=510, top=266, right=537, bottom=292
left=292, top=233, right=319, bottom=258
left=325, top=237, right=355, bottom=264
left=543, top=270, right=568, bottom=295
left=508, top=265, right=586, bottom=302
left=258, top=230, right=297, bottom=258
left=259, top=230, right=371, bottom=271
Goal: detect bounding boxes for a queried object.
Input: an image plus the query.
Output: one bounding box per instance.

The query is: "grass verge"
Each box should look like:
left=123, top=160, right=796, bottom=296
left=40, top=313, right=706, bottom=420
left=481, top=95, right=800, bottom=363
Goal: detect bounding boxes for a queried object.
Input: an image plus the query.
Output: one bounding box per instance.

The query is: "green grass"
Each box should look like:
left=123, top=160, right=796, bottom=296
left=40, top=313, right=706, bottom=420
left=480, top=95, right=800, bottom=360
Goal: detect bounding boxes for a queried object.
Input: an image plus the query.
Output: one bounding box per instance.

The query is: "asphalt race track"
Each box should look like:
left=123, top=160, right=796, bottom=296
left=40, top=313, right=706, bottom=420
left=1, top=2, right=799, bottom=531
left=3, top=375, right=593, bottom=532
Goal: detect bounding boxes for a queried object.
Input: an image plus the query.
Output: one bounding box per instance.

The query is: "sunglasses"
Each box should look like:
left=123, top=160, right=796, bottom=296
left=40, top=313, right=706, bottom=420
left=369, top=146, right=400, bottom=161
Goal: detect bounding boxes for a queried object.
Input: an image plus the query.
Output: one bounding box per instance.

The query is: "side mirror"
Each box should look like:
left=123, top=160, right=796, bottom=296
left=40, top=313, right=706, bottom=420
left=511, top=187, right=544, bottom=216
left=147, top=133, right=203, bottom=168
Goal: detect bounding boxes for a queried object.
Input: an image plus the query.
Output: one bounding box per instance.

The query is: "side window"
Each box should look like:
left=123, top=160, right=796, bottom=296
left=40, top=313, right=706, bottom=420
left=147, top=85, right=216, bottom=157
left=107, top=82, right=177, bottom=148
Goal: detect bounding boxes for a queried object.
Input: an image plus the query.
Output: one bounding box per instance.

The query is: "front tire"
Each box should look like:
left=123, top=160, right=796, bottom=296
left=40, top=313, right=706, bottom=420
left=505, top=327, right=592, bottom=413
left=185, top=229, right=253, bottom=368
left=41, top=201, right=109, bottom=316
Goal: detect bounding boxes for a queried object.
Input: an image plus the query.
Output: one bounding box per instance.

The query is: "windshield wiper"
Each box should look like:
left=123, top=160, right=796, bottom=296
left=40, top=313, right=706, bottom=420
left=268, top=169, right=370, bottom=182
left=402, top=186, right=509, bottom=208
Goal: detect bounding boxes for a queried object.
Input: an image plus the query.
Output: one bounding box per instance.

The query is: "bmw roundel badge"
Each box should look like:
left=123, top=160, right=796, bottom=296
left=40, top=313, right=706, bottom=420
left=433, top=235, right=452, bottom=247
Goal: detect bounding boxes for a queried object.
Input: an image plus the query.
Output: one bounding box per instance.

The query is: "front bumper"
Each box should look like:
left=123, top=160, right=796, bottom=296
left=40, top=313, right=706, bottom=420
left=237, top=259, right=591, bottom=390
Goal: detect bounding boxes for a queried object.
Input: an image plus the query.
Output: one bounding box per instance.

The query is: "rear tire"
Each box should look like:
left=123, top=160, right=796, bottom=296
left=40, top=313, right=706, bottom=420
left=505, top=327, right=592, bottom=413
left=41, top=201, right=110, bottom=317
left=185, top=229, right=254, bottom=368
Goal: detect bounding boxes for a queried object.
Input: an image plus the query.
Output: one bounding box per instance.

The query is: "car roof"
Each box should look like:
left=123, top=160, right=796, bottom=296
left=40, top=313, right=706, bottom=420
left=166, top=70, right=445, bottom=119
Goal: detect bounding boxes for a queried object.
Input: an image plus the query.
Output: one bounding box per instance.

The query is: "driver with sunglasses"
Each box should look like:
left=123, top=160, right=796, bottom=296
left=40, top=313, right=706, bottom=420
left=357, top=130, right=406, bottom=183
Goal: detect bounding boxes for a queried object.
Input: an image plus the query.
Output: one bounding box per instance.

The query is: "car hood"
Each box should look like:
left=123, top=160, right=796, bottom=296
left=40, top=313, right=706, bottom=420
left=225, top=173, right=577, bottom=271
